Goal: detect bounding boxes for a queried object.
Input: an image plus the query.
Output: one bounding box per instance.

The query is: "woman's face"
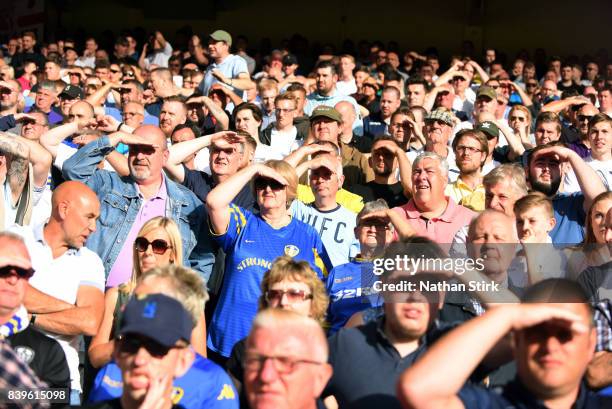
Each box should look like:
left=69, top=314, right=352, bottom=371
left=254, top=176, right=288, bottom=212
left=591, top=198, right=612, bottom=244
left=266, top=279, right=313, bottom=317
left=136, top=227, right=175, bottom=273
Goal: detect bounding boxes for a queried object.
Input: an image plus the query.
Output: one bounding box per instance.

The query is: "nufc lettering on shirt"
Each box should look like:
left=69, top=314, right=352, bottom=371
left=301, top=213, right=347, bottom=244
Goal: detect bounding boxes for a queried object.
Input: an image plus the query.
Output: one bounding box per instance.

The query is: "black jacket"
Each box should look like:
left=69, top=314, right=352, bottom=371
left=8, top=326, right=70, bottom=389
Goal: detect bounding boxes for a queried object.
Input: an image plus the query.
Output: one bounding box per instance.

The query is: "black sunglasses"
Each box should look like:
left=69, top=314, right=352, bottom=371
left=0, top=265, right=35, bottom=280
left=254, top=177, right=285, bottom=191
left=577, top=115, right=594, bottom=123
left=134, top=237, right=172, bottom=254
left=117, top=335, right=173, bottom=358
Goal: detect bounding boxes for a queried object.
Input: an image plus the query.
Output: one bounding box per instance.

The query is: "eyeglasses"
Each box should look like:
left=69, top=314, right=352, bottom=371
left=117, top=335, right=179, bottom=358
left=275, top=108, right=294, bottom=114
left=265, top=289, right=313, bottom=303
left=254, top=177, right=285, bottom=191
left=134, top=237, right=172, bottom=254
left=456, top=145, right=482, bottom=154
left=509, top=116, right=527, bottom=122
left=244, top=353, right=324, bottom=375
left=0, top=265, right=35, bottom=280
left=577, top=115, right=594, bottom=122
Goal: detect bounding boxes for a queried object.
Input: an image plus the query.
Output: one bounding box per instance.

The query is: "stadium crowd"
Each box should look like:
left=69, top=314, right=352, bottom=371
left=0, top=26, right=611, bottom=409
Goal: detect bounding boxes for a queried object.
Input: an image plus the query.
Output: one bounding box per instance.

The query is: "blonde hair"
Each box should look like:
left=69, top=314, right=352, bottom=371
left=258, top=256, right=329, bottom=325
left=513, top=192, right=554, bottom=218
left=252, top=160, right=298, bottom=208
left=120, top=217, right=183, bottom=295
left=138, top=264, right=208, bottom=324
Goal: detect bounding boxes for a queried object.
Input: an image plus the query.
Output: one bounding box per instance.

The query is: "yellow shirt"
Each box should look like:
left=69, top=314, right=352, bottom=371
left=445, top=178, right=485, bottom=212
left=297, top=184, right=364, bottom=213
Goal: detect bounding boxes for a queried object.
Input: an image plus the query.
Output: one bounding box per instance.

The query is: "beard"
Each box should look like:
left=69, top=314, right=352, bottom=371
left=531, top=177, right=561, bottom=196
left=129, top=163, right=152, bottom=182
left=0, top=100, right=16, bottom=111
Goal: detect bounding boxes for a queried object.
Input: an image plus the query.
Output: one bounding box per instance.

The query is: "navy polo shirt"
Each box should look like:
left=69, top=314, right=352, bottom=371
left=182, top=166, right=255, bottom=211
left=459, top=378, right=611, bottom=408
left=323, top=317, right=454, bottom=409
left=550, top=192, right=586, bottom=246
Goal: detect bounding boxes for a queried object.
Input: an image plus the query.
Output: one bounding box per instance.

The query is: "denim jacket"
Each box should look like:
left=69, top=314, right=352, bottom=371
left=62, top=136, right=214, bottom=282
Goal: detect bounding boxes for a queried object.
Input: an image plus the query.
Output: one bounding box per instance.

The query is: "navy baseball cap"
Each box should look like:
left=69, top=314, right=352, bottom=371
left=118, top=293, right=193, bottom=347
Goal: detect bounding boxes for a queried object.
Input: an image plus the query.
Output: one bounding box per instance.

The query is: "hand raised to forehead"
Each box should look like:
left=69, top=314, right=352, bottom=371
left=254, top=164, right=289, bottom=186
left=210, top=131, right=242, bottom=149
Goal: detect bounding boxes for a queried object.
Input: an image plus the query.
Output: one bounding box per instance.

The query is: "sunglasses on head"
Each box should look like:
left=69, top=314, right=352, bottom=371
left=254, top=177, right=285, bottom=191
left=117, top=335, right=174, bottom=358
left=265, top=289, right=313, bottom=303
left=0, top=265, right=35, bottom=280
left=134, top=237, right=172, bottom=254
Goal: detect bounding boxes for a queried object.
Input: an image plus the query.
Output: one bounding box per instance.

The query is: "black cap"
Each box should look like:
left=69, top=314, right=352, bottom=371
left=282, top=54, right=298, bottom=66
left=59, top=85, right=84, bottom=100
left=118, top=293, right=193, bottom=347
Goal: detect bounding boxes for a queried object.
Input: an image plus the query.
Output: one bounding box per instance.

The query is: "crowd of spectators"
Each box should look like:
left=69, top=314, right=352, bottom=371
left=0, top=26, right=611, bottom=409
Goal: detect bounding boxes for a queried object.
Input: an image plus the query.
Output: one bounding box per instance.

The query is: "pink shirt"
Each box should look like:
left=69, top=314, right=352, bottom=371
left=393, top=197, right=476, bottom=252
left=105, top=179, right=168, bottom=287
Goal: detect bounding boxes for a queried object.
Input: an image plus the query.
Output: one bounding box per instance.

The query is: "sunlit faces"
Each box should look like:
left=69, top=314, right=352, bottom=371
left=159, top=101, right=187, bottom=136
left=475, top=95, right=496, bottom=115
left=128, top=128, right=168, bottom=183
left=61, top=193, right=100, bottom=249
left=35, top=88, right=57, bottom=112
left=454, top=135, right=485, bottom=173
left=136, top=227, right=175, bottom=273
left=355, top=217, right=393, bottom=250
left=588, top=121, right=611, bottom=159
left=534, top=122, right=561, bottom=146
left=209, top=143, right=243, bottom=178
left=485, top=179, right=524, bottom=216
left=0, top=239, right=32, bottom=317
left=411, top=157, right=446, bottom=205
left=379, top=90, right=401, bottom=119
left=266, top=280, right=313, bottom=317
left=590, top=198, right=612, bottom=244
left=0, top=81, right=19, bottom=111
left=309, top=162, right=342, bottom=198
left=122, top=102, right=146, bottom=128
left=467, top=211, right=517, bottom=281
left=311, top=117, right=340, bottom=143
left=515, top=205, right=556, bottom=242
left=234, top=108, right=262, bottom=138
left=369, top=144, right=397, bottom=177
left=515, top=303, right=596, bottom=399
left=20, top=113, right=47, bottom=140
left=406, top=83, right=426, bottom=107
left=274, top=99, right=296, bottom=130
left=529, top=155, right=562, bottom=197
left=389, top=114, right=411, bottom=145
left=424, top=119, right=452, bottom=145
left=260, top=89, right=278, bottom=114
left=315, top=67, right=337, bottom=95
left=254, top=175, right=288, bottom=211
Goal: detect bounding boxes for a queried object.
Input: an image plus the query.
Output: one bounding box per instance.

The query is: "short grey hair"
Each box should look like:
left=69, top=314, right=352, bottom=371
left=357, top=199, right=389, bottom=222
left=483, top=163, right=528, bottom=197
left=413, top=151, right=449, bottom=176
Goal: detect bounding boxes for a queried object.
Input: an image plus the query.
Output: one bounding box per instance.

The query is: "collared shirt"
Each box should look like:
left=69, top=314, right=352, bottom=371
left=445, top=177, right=485, bottom=212
left=9, top=223, right=105, bottom=392
left=106, top=178, right=168, bottom=287
left=393, top=197, right=476, bottom=250
left=324, top=317, right=453, bottom=409
left=459, top=377, right=611, bottom=408
left=594, top=300, right=612, bottom=352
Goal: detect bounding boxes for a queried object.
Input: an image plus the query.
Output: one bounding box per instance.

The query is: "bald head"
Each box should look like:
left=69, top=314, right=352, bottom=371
left=134, top=125, right=167, bottom=149
left=247, top=308, right=328, bottom=361
left=334, top=101, right=353, bottom=135
left=468, top=209, right=518, bottom=242
left=49, top=181, right=100, bottom=249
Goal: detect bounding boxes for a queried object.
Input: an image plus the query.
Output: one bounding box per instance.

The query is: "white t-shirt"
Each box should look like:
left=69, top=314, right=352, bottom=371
left=9, top=223, right=105, bottom=392
left=144, top=42, right=173, bottom=69
left=563, top=156, right=612, bottom=192
left=265, top=127, right=300, bottom=160
left=336, top=79, right=357, bottom=96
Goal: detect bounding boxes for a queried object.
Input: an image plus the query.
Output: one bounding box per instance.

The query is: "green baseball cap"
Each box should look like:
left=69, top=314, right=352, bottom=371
left=476, top=85, right=497, bottom=100
left=209, top=30, right=232, bottom=47
left=310, top=106, right=342, bottom=123
left=476, top=121, right=500, bottom=139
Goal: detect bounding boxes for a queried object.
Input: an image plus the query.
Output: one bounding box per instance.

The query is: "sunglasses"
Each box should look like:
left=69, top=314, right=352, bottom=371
left=254, top=177, right=285, bottom=191
left=0, top=265, right=35, bottom=280
left=265, top=289, right=313, bottom=303
left=510, top=116, right=526, bottom=122
left=577, top=115, right=594, bottom=122
left=134, top=237, right=172, bottom=254
left=110, top=69, right=121, bottom=74
left=117, top=335, right=174, bottom=358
